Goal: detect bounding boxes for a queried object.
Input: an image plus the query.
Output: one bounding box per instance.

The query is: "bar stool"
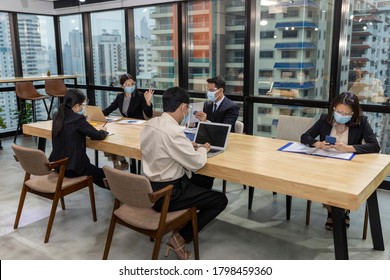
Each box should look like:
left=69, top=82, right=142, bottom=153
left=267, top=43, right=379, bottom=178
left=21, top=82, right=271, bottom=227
left=14, top=81, right=50, bottom=143
left=45, top=79, right=68, bottom=119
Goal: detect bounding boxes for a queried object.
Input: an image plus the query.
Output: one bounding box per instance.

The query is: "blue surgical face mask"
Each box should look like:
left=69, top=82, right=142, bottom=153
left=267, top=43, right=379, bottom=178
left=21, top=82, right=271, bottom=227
left=77, top=107, right=85, bottom=115
left=124, top=85, right=135, bottom=94
left=333, top=111, right=352, bottom=124
left=207, top=91, right=217, bottom=102
left=181, top=111, right=190, bottom=126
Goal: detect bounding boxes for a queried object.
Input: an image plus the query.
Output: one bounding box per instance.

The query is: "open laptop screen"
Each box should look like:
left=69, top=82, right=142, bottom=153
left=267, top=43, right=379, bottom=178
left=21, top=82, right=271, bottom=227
left=194, top=122, right=231, bottom=150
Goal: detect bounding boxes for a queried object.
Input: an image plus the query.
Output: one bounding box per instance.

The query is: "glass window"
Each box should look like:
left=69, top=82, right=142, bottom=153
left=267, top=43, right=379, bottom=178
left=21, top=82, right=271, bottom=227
left=59, top=14, right=86, bottom=84
left=254, top=0, right=334, bottom=102
left=187, top=0, right=245, bottom=95
left=0, top=12, right=17, bottom=133
left=17, top=14, right=57, bottom=76
left=134, top=4, right=179, bottom=90
left=91, top=10, right=126, bottom=87
left=344, top=1, right=390, bottom=106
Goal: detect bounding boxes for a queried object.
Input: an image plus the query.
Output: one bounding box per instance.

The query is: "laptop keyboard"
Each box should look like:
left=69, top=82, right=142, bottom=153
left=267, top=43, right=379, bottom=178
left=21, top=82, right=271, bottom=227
left=209, top=149, right=220, bottom=153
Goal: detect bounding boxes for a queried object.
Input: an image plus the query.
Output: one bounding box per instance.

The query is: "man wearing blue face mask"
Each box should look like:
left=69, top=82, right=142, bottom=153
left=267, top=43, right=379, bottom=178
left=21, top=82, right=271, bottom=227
left=195, top=75, right=239, bottom=132
left=141, top=87, right=228, bottom=260
left=301, top=91, right=380, bottom=231
left=102, top=73, right=154, bottom=170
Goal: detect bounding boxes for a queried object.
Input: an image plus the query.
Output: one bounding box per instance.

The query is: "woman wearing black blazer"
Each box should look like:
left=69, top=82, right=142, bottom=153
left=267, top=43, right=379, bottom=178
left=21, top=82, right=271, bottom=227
left=301, top=92, right=380, bottom=230
left=49, top=89, right=109, bottom=189
left=102, top=73, right=154, bottom=170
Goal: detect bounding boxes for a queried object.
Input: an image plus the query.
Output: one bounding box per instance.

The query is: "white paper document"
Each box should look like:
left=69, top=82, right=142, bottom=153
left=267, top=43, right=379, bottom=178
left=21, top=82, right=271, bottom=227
left=188, top=102, right=204, bottom=128
left=278, top=142, right=355, bottom=160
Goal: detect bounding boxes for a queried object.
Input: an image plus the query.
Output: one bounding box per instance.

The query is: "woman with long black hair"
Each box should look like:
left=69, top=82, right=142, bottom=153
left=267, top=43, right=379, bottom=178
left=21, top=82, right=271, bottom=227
left=49, top=89, right=109, bottom=189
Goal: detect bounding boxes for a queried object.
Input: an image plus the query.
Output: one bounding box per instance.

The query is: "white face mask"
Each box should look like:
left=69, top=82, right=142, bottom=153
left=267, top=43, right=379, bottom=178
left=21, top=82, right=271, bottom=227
left=180, top=105, right=190, bottom=126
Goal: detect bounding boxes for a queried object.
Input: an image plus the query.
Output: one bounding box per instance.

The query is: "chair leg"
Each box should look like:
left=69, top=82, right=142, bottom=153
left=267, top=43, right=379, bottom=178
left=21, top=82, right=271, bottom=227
left=286, top=195, right=292, bottom=220
left=222, top=180, right=227, bottom=194
left=362, top=204, right=368, bottom=240
left=60, top=197, right=66, bottom=210
left=88, top=177, right=97, bottom=222
left=248, top=186, right=254, bottom=210
left=47, top=97, right=54, bottom=120
left=306, top=200, right=312, bottom=225
left=191, top=208, right=199, bottom=260
left=41, top=99, right=49, bottom=120
left=151, top=233, right=163, bottom=260
left=14, top=103, right=24, bottom=143
left=44, top=194, right=61, bottom=243
left=14, top=185, right=28, bottom=229
left=32, top=100, right=37, bottom=122
left=102, top=215, right=118, bottom=260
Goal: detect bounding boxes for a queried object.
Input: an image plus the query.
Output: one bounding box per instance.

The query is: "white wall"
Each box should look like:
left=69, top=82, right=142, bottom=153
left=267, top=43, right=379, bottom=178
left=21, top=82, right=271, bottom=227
left=0, top=0, right=181, bottom=15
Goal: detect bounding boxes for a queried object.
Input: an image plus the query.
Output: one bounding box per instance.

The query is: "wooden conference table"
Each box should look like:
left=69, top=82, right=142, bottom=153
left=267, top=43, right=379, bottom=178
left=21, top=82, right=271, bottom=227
left=23, top=120, right=390, bottom=260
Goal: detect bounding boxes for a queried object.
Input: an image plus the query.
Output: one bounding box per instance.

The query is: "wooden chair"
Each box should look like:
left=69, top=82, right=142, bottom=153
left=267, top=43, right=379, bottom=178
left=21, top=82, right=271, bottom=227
left=222, top=120, right=245, bottom=193
left=45, top=79, right=68, bottom=119
left=14, top=81, right=50, bottom=143
left=12, top=144, right=97, bottom=243
left=102, top=165, right=199, bottom=260
left=248, top=115, right=315, bottom=224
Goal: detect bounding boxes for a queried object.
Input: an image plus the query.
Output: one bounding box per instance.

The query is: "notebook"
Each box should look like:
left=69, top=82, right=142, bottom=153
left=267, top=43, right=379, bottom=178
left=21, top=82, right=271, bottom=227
left=194, top=121, right=231, bottom=157
left=85, top=105, right=107, bottom=122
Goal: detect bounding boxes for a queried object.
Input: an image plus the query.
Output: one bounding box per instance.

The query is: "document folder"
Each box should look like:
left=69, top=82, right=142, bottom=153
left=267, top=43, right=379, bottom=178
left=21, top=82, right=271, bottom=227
left=278, top=142, right=355, bottom=160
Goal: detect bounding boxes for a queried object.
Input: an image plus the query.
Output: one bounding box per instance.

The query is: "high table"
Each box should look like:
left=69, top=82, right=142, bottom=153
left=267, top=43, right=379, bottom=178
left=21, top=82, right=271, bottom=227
left=0, top=74, right=77, bottom=85
left=22, top=120, right=390, bottom=260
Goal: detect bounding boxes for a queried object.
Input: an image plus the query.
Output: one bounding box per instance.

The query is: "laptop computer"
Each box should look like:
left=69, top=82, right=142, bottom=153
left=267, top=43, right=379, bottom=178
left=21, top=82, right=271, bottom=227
left=194, top=121, right=231, bottom=157
left=85, top=105, right=107, bottom=122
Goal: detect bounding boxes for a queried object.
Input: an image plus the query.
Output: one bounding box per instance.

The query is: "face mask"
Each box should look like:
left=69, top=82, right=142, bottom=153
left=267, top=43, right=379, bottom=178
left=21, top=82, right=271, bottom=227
left=77, top=107, right=85, bottom=115
left=124, top=85, right=135, bottom=94
left=207, top=90, right=217, bottom=102
left=333, top=111, right=352, bottom=124
left=180, top=107, right=190, bottom=126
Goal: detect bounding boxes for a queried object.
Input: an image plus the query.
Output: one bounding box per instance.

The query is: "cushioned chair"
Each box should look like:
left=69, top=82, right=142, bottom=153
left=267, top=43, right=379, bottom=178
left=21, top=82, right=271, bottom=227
left=12, top=144, right=97, bottom=243
left=222, top=120, right=245, bottom=193
left=45, top=79, right=68, bottom=119
left=102, top=165, right=199, bottom=260
left=248, top=115, right=315, bottom=224
left=14, top=81, right=50, bottom=143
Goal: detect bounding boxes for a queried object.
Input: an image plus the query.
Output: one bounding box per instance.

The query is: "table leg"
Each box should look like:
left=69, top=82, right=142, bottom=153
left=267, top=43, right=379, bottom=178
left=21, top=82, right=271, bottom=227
left=37, top=137, right=46, bottom=152
left=367, top=190, right=384, bottom=251
left=331, top=206, right=348, bottom=260
left=130, top=158, right=137, bottom=174
left=286, top=195, right=292, bottom=220
left=95, top=150, right=99, bottom=167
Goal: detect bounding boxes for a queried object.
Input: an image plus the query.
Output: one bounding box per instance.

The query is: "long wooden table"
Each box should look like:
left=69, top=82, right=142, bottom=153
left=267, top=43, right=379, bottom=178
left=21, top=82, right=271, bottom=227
left=22, top=120, right=390, bottom=259
left=0, top=74, right=77, bottom=85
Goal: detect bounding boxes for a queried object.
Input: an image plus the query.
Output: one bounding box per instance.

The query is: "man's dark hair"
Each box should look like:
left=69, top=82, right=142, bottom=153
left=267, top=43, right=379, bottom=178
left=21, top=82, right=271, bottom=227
left=163, top=87, right=190, bottom=112
left=207, top=75, right=225, bottom=91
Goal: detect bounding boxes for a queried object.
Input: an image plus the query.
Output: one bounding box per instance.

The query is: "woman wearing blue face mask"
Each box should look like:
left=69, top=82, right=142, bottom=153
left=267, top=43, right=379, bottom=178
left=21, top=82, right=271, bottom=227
left=301, top=91, right=380, bottom=230
left=49, top=89, right=109, bottom=189
left=102, top=73, right=154, bottom=170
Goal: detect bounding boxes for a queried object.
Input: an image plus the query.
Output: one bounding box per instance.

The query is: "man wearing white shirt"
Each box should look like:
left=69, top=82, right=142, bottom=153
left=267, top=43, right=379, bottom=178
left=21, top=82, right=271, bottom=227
left=140, top=86, right=228, bottom=260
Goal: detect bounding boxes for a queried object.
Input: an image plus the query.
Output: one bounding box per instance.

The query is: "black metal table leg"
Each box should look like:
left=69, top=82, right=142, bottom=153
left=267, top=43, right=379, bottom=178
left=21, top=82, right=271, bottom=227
left=367, top=190, right=384, bottom=251
left=37, top=137, right=46, bottom=152
left=331, top=206, right=348, bottom=260
left=286, top=195, right=292, bottom=220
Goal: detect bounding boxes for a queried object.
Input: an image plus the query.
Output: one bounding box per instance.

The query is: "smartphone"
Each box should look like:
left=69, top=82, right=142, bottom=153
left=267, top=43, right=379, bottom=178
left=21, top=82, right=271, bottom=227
left=325, top=135, right=336, bottom=145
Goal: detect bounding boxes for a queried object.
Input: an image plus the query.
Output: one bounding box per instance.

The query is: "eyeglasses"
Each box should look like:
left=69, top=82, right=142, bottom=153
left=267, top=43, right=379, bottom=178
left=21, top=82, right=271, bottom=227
left=207, top=88, right=219, bottom=93
left=333, top=107, right=353, bottom=116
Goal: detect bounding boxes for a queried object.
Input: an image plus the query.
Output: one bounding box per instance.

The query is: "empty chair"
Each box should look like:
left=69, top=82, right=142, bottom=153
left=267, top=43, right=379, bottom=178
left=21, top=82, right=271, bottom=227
left=45, top=79, right=68, bottom=118
left=222, top=120, right=245, bottom=193
left=12, top=144, right=97, bottom=243
left=248, top=115, right=315, bottom=224
left=14, top=81, right=50, bottom=143
left=102, top=165, right=199, bottom=260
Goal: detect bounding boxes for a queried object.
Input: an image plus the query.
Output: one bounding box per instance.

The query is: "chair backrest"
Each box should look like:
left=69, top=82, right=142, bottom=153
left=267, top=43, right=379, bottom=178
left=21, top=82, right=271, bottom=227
left=103, top=165, right=154, bottom=208
left=275, top=115, right=315, bottom=142
left=234, top=120, right=244, bottom=134
left=45, top=79, right=68, bottom=97
left=12, top=144, right=50, bottom=176
left=15, top=82, right=40, bottom=100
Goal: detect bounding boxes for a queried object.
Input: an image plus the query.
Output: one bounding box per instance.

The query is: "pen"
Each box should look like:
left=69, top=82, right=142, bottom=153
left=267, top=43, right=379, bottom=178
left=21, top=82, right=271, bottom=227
left=102, top=121, right=108, bottom=127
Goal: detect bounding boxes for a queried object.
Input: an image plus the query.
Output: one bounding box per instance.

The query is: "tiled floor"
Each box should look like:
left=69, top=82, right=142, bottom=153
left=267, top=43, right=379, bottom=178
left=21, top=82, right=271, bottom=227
left=0, top=136, right=389, bottom=260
